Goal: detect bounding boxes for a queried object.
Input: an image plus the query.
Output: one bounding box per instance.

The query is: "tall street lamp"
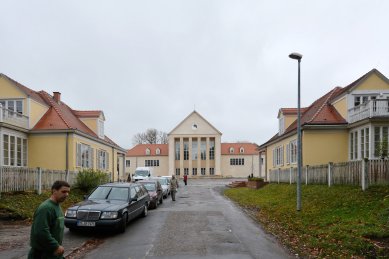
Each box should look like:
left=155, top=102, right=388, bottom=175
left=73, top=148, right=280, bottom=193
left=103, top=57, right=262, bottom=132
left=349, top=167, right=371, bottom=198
left=289, top=52, right=303, bottom=211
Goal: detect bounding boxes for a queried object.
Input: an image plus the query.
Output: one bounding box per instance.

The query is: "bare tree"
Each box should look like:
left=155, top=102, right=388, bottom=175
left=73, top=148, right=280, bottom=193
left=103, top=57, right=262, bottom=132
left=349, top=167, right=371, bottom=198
left=132, top=128, right=168, bottom=145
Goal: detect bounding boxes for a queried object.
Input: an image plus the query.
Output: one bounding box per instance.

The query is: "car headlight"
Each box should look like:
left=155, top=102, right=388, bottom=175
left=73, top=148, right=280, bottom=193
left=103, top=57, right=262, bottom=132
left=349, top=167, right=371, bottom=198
left=65, top=209, right=77, bottom=218
left=100, top=211, right=118, bottom=219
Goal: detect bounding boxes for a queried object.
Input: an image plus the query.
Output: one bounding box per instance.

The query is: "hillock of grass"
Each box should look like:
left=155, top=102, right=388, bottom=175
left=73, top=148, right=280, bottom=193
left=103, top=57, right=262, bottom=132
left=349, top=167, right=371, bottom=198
left=224, top=184, right=389, bottom=258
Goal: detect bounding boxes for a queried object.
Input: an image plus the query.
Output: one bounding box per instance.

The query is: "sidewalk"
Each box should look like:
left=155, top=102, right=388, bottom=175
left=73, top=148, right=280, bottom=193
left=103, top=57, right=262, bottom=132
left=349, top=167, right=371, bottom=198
left=0, top=221, right=90, bottom=259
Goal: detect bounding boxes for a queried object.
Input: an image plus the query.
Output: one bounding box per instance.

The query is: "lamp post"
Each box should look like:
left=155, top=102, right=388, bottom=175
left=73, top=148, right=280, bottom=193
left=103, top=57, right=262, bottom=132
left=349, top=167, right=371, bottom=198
left=289, top=52, right=303, bottom=211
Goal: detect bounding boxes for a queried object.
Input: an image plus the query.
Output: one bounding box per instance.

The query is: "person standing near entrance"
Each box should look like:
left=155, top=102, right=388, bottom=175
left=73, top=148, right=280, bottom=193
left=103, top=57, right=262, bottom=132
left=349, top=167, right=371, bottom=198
left=183, top=174, right=188, bottom=186
left=28, top=180, right=70, bottom=259
left=170, top=175, right=179, bottom=201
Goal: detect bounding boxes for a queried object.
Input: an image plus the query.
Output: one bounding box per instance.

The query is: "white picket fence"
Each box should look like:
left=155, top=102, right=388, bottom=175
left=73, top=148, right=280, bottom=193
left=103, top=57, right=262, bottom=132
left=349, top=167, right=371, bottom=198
left=269, top=159, right=389, bottom=190
left=0, top=166, right=78, bottom=197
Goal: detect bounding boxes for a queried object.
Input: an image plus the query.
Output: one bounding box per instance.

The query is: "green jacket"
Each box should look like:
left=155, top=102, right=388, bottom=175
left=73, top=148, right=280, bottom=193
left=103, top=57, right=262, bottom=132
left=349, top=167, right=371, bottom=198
left=170, top=178, right=179, bottom=191
left=28, top=199, right=64, bottom=259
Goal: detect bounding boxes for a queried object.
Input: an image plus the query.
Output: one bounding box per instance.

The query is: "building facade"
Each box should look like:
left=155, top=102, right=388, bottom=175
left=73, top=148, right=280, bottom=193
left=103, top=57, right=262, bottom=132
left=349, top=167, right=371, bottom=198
left=0, top=73, right=126, bottom=181
left=259, top=69, right=389, bottom=180
left=126, top=111, right=261, bottom=178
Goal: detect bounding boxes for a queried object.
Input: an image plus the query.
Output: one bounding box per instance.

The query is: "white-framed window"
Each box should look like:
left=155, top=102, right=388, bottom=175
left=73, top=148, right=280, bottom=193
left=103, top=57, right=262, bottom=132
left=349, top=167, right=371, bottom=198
left=2, top=134, right=27, bottom=167
left=98, top=120, right=104, bottom=139
left=145, top=148, right=151, bottom=155
left=279, top=116, right=285, bottom=135
left=156, top=148, right=161, bottom=155
left=126, top=160, right=131, bottom=167
left=201, top=168, right=206, bottom=175
left=209, top=139, right=215, bottom=160
left=230, top=158, right=245, bottom=165
left=96, top=149, right=109, bottom=170
left=374, top=126, right=389, bottom=158
left=286, top=140, right=297, bottom=164
left=229, top=147, right=234, bottom=154
left=145, top=160, right=159, bottom=167
left=184, top=139, right=189, bottom=160
left=76, top=143, right=94, bottom=168
left=175, top=139, right=180, bottom=160
left=272, top=145, right=284, bottom=167
left=0, top=99, right=23, bottom=114
left=239, top=147, right=244, bottom=153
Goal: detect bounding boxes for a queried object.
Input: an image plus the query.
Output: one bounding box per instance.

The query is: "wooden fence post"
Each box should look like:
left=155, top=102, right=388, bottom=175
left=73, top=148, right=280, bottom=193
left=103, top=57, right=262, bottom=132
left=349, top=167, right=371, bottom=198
left=37, top=167, right=42, bottom=195
left=289, top=167, right=292, bottom=184
left=361, top=159, right=368, bottom=191
left=305, top=165, right=309, bottom=185
left=328, top=162, right=333, bottom=187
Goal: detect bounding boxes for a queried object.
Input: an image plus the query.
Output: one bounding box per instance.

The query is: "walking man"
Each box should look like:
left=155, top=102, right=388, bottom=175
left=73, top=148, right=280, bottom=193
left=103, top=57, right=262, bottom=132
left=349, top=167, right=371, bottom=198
left=28, top=180, right=70, bottom=259
left=170, top=174, right=179, bottom=201
left=183, top=174, right=188, bottom=186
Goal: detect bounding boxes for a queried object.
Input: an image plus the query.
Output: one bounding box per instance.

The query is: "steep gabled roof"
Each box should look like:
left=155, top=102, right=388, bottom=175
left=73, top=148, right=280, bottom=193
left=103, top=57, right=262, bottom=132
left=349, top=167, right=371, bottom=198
left=168, top=110, right=222, bottom=135
left=278, top=108, right=307, bottom=118
left=126, top=144, right=169, bottom=157
left=0, top=73, right=47, bottom=106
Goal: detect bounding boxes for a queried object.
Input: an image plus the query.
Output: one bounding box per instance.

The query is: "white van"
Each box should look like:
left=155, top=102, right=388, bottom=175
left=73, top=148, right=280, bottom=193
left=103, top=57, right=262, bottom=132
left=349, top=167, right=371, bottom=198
left=133, top=167, right=153, bottom=182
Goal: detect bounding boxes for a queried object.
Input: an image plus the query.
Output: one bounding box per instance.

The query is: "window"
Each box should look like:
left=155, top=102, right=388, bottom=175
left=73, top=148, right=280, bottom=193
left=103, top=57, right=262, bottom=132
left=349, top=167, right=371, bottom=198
left=279, top=116, right=285, bottom=135
left=145, top=160, right=159, bottom=167
left=2, top=134, right=27, bottom=167
left=209, top=139, right=215, bottom=160
left=272, top=146, right=284, bottom=167
left=183, top=139, right=189, bottom=160
left=209, top=168, right=215, bottom=175
left=229, top=147, right=234, bottom=154
left=156, top=148, right=161, bottom=155
left=76, top=143, right=94, bottom=168
left=361, top=130, right=365, bottom=159
left=126, top=160, right=131, bottom=167
left=374, top=127, right=380, bottom=157
left=365, top=128, right=370, bottom=158
left=200, top=168, right=205, bottom=175
left=288, top=140, right=297, bottom=164
left=239, top=147, right=244, bottom=154
left=175, top=168, right=180, bottom=176
left=350, top=131, right=359, bottom=160
left=98, top=120, right=104, bottom=138
left=192, top=139, right=198, bottom=160
left=97, top=150, right=109, bottom=170
left=175, top=139, right=180, bottom=160
left=184, top=168, right=189, bottom=175
left=192, top=168, right=197, bottom=176
left=230, top=158, right=245, bottom=165
left=145, top=148, right=151, bottom=155
left=374, top=126, right=389, bottom=158
left=0, top=99, right=23, bottom=114
left=200, top=138, right=206, bottom=160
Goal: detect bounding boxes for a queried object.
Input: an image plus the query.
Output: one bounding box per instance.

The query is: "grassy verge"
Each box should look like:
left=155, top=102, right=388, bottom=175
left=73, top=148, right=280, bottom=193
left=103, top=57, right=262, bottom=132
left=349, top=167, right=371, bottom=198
left=224, top=184, right=389, bottom=258
left=0, top=189, right=85, bottom=221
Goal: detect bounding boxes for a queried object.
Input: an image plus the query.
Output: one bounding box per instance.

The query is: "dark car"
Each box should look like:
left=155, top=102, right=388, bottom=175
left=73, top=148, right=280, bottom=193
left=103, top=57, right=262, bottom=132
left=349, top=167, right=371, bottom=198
left=64, top=182, right=150, bottom=233
left=138, top=179, right=163, bottom=209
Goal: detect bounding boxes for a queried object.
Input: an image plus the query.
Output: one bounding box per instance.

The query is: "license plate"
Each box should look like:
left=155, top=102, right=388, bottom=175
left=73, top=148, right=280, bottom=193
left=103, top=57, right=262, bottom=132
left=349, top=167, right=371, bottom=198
left=77, top=221, right=96, bottom=227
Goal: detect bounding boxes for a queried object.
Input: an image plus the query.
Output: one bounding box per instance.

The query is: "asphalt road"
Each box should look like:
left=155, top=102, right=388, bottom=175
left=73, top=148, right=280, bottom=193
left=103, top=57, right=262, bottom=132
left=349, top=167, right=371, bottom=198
left=82, top=179, right=292, bottom=259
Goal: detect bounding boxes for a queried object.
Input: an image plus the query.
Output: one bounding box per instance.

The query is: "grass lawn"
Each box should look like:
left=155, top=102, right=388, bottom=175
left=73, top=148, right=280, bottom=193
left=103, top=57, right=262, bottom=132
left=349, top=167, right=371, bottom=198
left=0, top=189, right=85, bottom=221
left=224, top=184, right=389, bottom=258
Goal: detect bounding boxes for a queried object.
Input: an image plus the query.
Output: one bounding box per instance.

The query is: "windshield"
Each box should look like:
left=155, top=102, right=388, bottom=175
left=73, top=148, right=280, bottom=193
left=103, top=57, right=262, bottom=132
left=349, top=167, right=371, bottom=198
left=158, top=178, right=168, bottom=185
left=88, top=186, right=129, bottom=201
left=142, top=183, right=156, bottom=191
left=135, top=170, right=150, bottom=177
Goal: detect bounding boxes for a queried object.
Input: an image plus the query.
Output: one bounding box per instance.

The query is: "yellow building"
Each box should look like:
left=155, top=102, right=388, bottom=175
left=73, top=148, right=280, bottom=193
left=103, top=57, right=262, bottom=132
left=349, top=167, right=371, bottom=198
left=0, top=74, right=126, bottom=181
left=126, top=111, right=260, bottom=178
left=259, top=69, right=389, bottom=180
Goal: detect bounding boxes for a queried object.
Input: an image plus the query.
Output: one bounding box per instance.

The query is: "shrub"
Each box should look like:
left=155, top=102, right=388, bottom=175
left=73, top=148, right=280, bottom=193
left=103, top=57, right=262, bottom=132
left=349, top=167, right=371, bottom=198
left=75, top=169, right=110, bottom=193
left=248, top=177, right=264, bottom=181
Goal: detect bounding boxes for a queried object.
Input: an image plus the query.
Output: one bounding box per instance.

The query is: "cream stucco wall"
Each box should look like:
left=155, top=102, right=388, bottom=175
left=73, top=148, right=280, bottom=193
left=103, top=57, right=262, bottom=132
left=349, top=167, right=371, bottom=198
left=221, top=154, right=259, bottom=178
left=29, top=99, right=49, bottom=128
left=79, top=118, right=98, bottom=134
left=357, top=73, right=389, bottom=90
left=332, top=96, right=347, bottom=121
left=284, top=115, right=297, bottom=130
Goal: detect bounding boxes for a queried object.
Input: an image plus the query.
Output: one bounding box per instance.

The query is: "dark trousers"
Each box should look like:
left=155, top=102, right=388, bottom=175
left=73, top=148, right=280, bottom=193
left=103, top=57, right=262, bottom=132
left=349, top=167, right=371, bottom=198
left=171, top=190, right=176, bottom=201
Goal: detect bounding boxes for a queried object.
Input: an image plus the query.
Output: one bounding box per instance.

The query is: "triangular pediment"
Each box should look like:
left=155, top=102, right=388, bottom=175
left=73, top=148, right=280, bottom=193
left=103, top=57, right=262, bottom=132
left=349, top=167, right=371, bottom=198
left=169, top=111, right=222, bottom=136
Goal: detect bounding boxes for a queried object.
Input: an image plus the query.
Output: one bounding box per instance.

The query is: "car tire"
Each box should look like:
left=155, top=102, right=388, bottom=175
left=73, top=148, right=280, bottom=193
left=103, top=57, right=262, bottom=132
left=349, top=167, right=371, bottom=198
left=142, top=204, right=148, bottom=217
left=119, top=212, right=128, bottom=233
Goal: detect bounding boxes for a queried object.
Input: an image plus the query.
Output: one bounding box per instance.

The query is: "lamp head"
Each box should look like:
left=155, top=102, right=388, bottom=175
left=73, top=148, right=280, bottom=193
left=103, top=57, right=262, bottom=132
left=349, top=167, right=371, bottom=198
left=289, top=52, right=303, bottom=60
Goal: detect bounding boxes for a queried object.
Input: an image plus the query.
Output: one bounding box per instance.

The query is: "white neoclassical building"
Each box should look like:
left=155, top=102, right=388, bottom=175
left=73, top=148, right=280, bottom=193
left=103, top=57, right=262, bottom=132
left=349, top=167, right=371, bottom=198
left=126, top=111, right=262, bottom=179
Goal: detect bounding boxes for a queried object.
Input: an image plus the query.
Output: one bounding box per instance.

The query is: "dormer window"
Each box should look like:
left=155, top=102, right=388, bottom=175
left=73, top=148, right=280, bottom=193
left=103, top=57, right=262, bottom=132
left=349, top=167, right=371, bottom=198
left=229, top=147, right=234, bottom=154
left=145, top=148, right=151, bottom=155
left=0, top=99, right=23, bottom=115
left=279, top=116, right=285, bottom=135
left=239, top=147, right=244, bottom=153
left=98, top=119, right=104, bottom=139
left=156, top=148, right=161, bottom=155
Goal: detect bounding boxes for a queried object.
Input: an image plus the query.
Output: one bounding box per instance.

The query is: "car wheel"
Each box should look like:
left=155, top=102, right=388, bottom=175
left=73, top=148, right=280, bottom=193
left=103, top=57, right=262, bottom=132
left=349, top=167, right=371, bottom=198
left=142, top=204, right=148, bottom=217
left=119, top=212, right=128, bottom=233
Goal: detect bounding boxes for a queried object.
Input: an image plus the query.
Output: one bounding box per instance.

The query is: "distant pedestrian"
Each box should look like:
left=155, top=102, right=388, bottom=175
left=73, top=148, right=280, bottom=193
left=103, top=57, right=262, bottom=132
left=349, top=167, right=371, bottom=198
left=170, top=174, right=179, bottom=201
left=183, top=174, right=188, bottom=186
left=28, top=180, right=70, bottom=259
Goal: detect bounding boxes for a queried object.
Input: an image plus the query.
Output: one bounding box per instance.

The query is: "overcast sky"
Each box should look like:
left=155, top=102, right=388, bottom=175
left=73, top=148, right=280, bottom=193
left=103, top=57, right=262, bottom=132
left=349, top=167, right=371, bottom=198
left=1, top=1, right=388, bottom=149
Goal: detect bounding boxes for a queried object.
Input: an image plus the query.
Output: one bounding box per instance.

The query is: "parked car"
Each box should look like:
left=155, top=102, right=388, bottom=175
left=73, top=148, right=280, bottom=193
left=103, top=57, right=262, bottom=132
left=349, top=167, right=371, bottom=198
left=156, top=177, right=170, bottom=198
left=138, top=179, right=163, bottom=209
left=64, top=182, right=150, bottom=233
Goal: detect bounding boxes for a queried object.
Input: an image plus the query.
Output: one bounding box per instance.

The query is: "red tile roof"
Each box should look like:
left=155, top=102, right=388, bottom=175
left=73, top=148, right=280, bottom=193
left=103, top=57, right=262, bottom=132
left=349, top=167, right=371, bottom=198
left=126, top=144, right=169, bottom=156
left=221, top=143, right=259, bottom=155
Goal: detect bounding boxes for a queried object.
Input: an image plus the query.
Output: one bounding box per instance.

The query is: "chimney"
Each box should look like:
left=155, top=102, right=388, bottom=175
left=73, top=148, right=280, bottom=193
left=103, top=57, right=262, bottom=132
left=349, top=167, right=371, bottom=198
left=53, top=92, right=61, bottom=103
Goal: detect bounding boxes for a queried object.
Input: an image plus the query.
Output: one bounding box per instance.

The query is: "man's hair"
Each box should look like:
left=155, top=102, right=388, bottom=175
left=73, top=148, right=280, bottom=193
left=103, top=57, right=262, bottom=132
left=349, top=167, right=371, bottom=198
left=51, top=180, right=70, bottom=191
